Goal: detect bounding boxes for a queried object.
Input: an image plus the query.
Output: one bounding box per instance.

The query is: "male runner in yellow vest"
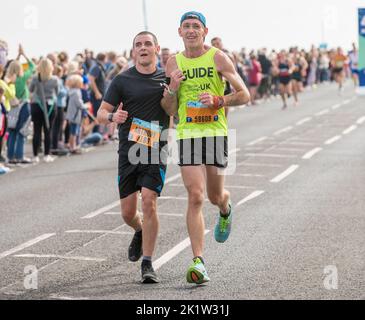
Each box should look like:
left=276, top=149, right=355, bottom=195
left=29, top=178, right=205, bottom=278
left=161, top=11, right=250, bottom=284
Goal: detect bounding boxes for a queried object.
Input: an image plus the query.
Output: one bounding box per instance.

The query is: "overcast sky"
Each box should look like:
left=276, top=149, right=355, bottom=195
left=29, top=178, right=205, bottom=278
left=1, top=0, right=364, bottom=59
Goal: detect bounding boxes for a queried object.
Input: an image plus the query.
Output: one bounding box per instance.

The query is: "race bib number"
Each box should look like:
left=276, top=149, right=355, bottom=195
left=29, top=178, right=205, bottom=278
left=128, top=118, right=161, bottom=149
left=186, top=101, right=219, bottom=124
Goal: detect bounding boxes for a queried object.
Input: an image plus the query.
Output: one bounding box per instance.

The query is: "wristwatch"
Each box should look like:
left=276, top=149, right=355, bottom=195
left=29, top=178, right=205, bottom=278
left=108, top=113, right=114, bottom=123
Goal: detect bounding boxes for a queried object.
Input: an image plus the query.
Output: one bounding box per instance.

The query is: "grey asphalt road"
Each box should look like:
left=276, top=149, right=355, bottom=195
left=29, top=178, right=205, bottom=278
left=0, top=82, right=364, bottom=300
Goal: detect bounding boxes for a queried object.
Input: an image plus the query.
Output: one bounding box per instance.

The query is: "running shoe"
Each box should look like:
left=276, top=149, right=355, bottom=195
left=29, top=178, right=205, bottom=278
left=0, top=166, right=10, bottom=175
left=20, top=158, right=33, bottom=164
left=214, top=200, right=233, bottom=243
left=141, top=262, right=159, bottom=284
left=186, top=257, right=210, bottom=284
left=7, top=159, right=19, bottom=165
left=128, top=230, right=143, bottom=262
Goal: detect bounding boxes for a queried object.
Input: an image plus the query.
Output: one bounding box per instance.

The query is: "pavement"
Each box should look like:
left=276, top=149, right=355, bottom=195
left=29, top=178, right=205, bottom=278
left=0, top=81, right=364, bottom=300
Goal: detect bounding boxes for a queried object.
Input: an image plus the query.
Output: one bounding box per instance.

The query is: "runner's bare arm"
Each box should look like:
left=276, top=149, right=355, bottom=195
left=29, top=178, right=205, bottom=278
left=97, top=101, right=128, bottom=125
left=214, top=51, right=251, bottom=106
left=97, top=101, right=114, bottom=124
left=161, top=56, right=183, bottom=116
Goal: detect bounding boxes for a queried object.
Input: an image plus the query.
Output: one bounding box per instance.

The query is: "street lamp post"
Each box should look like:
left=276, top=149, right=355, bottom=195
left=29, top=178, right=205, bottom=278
left=143, top=0, right=148, bottom=31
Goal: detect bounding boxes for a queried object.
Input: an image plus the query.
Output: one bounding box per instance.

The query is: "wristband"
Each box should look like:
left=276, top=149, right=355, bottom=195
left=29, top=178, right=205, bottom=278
left=213, top=96, right=225, bottom=109
left=107, top=113, right=114, bottom=123
left=162, top=82, right=177, bottom=96
left=166, top=86, right=176, bottom=96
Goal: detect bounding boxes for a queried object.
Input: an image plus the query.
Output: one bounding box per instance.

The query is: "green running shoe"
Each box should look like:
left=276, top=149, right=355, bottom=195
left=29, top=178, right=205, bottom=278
left=186, top=258, right=210, bottom=284
left=214, top=200, right=233, bottom=243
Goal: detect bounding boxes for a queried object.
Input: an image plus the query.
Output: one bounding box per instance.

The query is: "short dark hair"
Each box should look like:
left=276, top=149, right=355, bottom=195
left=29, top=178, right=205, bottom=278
left=133, top=31, right=159, bottom=48
left=211, top=37, right=221, bottom=43
left=96, top=53, right=106, bottom=62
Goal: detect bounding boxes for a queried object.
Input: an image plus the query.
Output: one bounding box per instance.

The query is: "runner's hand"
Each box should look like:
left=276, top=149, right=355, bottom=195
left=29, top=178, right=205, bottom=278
left=199, top=92, right=214, bottom=108
left=113, top=103, right=128, bottom=124
left=199, top=93, right=224, bottom=110
left=169, top=69, right=185, bottom=91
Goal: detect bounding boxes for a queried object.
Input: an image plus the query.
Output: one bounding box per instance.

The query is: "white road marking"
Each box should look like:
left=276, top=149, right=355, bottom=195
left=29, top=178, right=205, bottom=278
left=274, top=126, right=293, bottom=136
left=315, top=109, right=330, bottom=116
left=296, top=117, right=312, bottom=126
left=160, top=196, right=187, bottom=200
left=103, top=211, right=183, bottom=218
left=229, top=148, right=240, bottom=155
left=160, top=196, right=209, bottom=202
left=238, top=162, right=283, bottom=168
left=13, top=254, right=106, bottom=262
left=236, top=191, right=265, bottom=207
left=288, top=137, right=320, bottom=142
left=1, top=290, right=26, bottom=296
left=154, top=230, right=210, bottom=271
left=159, top=213, right=184, bottom=217
left=245, top=153, right=297, bottom=159
left=104, top=211, right=121, bottom=216
left=343, top=125, right=357, bottom=135
left=302, top=148, right=323, bottom=160
left=225, top=185, right=256, bottom=189
left=271, top=165, right=299, bottom=183
left=0, top=225, right=126, bottom=293
left=247, top=137, right=268, bottom=146
left=244, top=147, right=265, bottom=151
left=0, top=234, right=56, bottom=260
left=325, top=136, right=342, bottom=145
left=234, top=173, right=266, bottom=178
left=49, top=294, right=90, bottom=300
left=65, top=230, right=133, bottom=235
left=357, top=116, right=365, bottom=125
left=331, top=103, right=341, bottom=110
left=342, top=99, right=352, bottom=105
left=169, top=183, right=254, bottom=189
left=82, top=201, right=120, bottom=219
left=281, top=141, right=316, bottom=146
left=273, top=147, right=308, bottom=152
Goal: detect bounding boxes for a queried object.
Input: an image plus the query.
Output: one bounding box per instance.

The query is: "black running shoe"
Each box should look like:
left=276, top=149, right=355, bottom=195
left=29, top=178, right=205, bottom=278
left=141, top=262, right=159, bottom=284
left=128, top=231, right=142, bottom=262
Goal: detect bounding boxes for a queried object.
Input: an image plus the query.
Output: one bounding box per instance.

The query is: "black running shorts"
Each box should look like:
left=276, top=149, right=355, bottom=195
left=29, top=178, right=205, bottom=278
left=279, top=76, right=291, bottom=85
left=178, top=136, right=228, bottom=169
left=118, top=162, right=167, bottom=199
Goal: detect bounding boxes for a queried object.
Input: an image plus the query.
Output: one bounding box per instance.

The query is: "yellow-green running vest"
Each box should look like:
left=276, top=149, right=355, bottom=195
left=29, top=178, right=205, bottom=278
left=175, top=47, right=227, bottom=140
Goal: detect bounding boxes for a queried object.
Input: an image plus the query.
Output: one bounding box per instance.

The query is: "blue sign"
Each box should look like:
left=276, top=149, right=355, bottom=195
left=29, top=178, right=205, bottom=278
left=358, top=8, right=365, bottom=89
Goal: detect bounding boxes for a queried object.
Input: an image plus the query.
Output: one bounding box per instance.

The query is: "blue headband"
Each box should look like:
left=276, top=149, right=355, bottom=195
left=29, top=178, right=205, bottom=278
left=180, top=11, right=207, bottom=27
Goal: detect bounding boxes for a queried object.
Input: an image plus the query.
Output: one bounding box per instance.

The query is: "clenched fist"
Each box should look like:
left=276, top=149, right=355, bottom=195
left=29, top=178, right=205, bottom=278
left=113, top=102, right=129, bottom=124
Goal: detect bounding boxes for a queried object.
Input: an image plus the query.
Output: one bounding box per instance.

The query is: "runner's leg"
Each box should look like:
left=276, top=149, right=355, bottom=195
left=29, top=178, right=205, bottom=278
left=205, top=166, right=230, bottom=215
left=279, top=83, right=287, bottom=109
left=181, top=166, right=206, bottom=258
left=121, top=192, right=141, bottom=231
left=141, top=187, right=159, bottom=257
left=292, top=80, right=299, bottom=104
